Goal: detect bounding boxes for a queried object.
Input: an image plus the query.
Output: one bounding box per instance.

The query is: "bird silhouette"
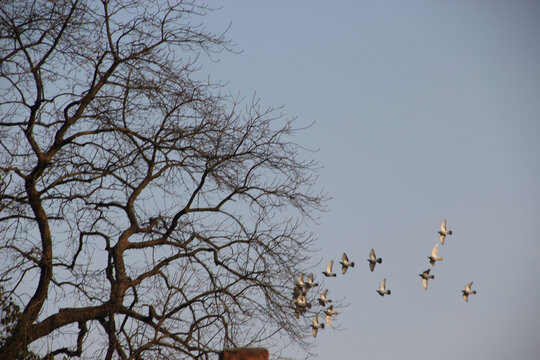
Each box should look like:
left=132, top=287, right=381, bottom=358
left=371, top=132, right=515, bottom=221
left=419, top=269, right=435, bottom=290
left=318, top=289, right=332, bottom=306
left=462, top=281, right=477, bottom=302
left=428, top=243, right=443, bottom=267
left=322, top=260, right=337, bottom=277
left=368, top=249, right=382, bottom=272
left=311, top=314, right=325, bottom=337
left=324, top=305, right=339, bottom=326
left=376, top=278, right=391, bottom=296
left=340, top=252, right=355, bottom=274
left=438, top=219, right=453, bottom=245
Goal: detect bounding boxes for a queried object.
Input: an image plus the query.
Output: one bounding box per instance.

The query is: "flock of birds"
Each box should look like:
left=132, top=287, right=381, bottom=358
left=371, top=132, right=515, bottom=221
left=292, top=219, right=477, bottom=338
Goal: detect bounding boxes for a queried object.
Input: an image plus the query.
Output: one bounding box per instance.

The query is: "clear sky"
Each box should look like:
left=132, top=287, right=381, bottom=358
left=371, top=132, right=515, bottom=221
left=201, top=1, right=540, bottom=359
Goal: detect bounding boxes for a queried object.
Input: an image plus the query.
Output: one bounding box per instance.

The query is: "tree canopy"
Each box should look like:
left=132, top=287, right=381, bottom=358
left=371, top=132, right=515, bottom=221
left=0, top=1, right=326, bottom=358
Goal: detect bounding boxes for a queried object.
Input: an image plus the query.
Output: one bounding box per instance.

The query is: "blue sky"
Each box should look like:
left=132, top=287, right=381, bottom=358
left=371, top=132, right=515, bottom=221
left=202, top=1, right=540, bottom=359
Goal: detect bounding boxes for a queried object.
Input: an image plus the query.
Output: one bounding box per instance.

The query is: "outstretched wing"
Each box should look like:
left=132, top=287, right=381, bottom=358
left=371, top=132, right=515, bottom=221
left=422, top=278, right=428, bottom=290
left=379, top=278, right=386, bottom=291
left=326, top=260, right=334, bottom=273
left=369, top=249, right=376, bottom=261
left=342, top=252, right=349, bottom=263
left=441, top=219, right=447, bottom=232
left=369, top=262, right=375, bottom=272
left=431, top=244, right=439, bottom=257
left=465, top=281, right=473, bottom=292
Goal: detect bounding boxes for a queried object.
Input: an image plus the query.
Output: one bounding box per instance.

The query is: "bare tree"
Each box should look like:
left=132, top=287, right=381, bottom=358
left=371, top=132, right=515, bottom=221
left=0, top=1, right=327, bottom=358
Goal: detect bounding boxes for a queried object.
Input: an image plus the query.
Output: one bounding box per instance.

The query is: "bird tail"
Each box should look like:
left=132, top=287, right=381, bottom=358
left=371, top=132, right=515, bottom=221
left=439, top=257, right=443, bottom=261
left=350, top=262, right=355, bottom=267
left=377, top=258, right=382, bottom=264
left=448, top=230, right=453, bottom=235
left=472, top=290, right=477, bottom=294
left=429, top=275, right=435, bottom=279
left=386, top=290, right=391, bottom=295
left=320, top=323, right=325, bottom=329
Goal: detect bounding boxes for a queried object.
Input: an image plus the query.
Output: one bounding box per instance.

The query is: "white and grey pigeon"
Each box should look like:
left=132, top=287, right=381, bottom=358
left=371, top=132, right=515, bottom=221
left=306, top=273, right=318, bottom=288
left=438, top=219, right=453, bottom=245
left=322, top=260, right=337, bottom=277
left=368, top=248, right=382, bottom=272
left=318, top=289, right=332, bottom=306
left=428, top=243, right=443, bottom=267
left=324, top=305, right=339, bottom=326
left=296, top=273, right=307, bottom=288
left=462, top=281, right=477, bottom=302
left=340, top=252, right=355, bottom=274
left=376, top=278, right=391, bottom=296
left=419, top=269, right=435, bottom=291
left=292, top=284, right=310, bottom=318
left=311, top=314, right=325, bottom=337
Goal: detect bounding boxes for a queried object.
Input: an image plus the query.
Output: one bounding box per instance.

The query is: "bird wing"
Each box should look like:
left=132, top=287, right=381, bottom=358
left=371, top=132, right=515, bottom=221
left=342, top=252, right=349, bottom=263
left=326, top=314, right=332, bottom=326
left=422, top=278, right=428, bottom=290
left=312, top=315, right=319, bottom=326
left=341, top=264, right=348, bottom=274
left=431, top=244, right=439, bottom=257
left=380, top=278, right=386, bottom=291
left=326, top=260, right=334, bottom=273
left=465, top=282, right=473, bottom=292
left=312, top=327, right=318, bottom=337
left=463, top=294, right=469, bottom=302
left=307, top=273, right=314, bottom=283
left=424, top=269, right=431, bottom=275
left=369, top=249, right=376, bottom=261
left=369, top=262, right=375, bottom=272
left=297, top=274, right=304, bottom=284
left=441, top=219, right=447, bottom=232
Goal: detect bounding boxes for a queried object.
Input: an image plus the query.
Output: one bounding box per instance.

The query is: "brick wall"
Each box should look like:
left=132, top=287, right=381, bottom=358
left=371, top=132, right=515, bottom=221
left=219, top=348, right=269, bottom=360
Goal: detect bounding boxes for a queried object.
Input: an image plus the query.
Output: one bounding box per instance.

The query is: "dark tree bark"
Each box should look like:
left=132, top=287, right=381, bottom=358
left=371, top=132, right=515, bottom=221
left=0, top=1, right=326, bottom=358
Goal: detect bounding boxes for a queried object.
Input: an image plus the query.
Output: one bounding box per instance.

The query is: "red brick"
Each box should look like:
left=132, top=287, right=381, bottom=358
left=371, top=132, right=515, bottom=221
left=219, top=348, right=269, bottom=360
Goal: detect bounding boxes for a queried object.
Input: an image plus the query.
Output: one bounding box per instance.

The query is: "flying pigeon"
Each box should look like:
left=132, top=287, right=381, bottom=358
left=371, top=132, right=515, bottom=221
left=419, top=269, right=435, bottom=290
left=368, top=249, right=382, bottom=272
left=318, top=289, right=332, bottom=306
left=462, top=281, right=477, bottom=302
left=438, top=219, right=453, bottom=245
left=376, top=278, right=391, bottom=296
left=340, top=252, right=355, bottom=274
left=428, top=244, right=443, bottom=267
left=306, top=273, right=318, bottom=288
left=322, top=260, right=337, bottom=277
left=311, top=314, right=325, bottom=337
left=324, top=305, right=339, bottom=326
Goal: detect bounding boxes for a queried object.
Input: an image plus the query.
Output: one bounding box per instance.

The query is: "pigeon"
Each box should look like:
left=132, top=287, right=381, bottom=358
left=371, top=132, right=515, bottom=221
left=318, top=289, right=332, bottom=306
left=306, top=273, right=318, bottom=288
left=368, top=249, right=382, bottom=272
left=322, top=260, right=337, bottom=277
left=428, top=244, right=443, bottom=267
left=292, top=284, right=311, bottom=314
left=296, top=273, right=307, bottom=288
left=324, top=305, right=339, bottom=326
left=462, top=281, right=477, bottom=302
left=419, top=269, right=435, bottom=291
left=311, top=314, right=325, bottom=337
left=438, top=219, right=453, bottom=245
left=340, top=252, right=355, bottom=274
left=376, top=278, right=391, bottom=296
